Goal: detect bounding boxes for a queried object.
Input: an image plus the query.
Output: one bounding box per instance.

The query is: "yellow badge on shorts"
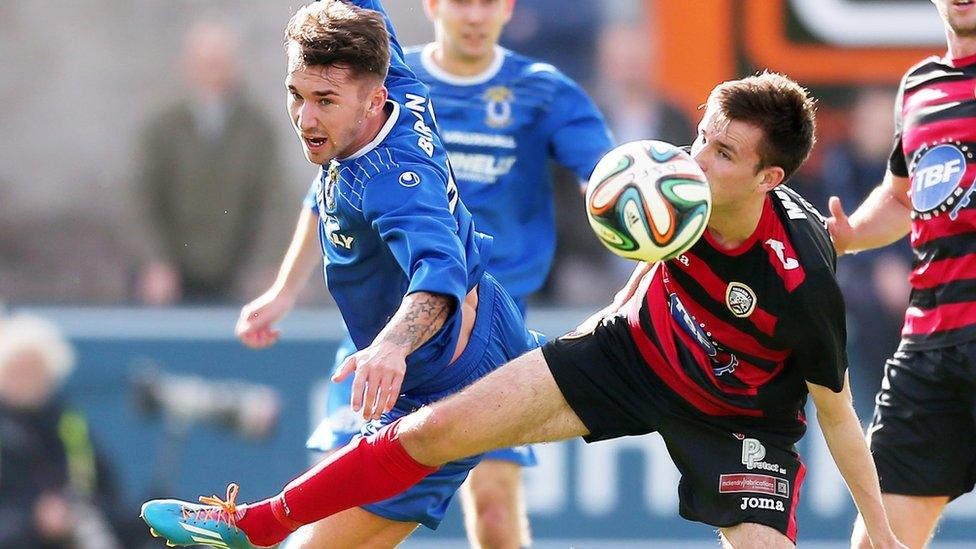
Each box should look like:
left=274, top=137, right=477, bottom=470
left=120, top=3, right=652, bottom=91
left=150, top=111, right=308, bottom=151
left=725, top=282, right=757, bottom=318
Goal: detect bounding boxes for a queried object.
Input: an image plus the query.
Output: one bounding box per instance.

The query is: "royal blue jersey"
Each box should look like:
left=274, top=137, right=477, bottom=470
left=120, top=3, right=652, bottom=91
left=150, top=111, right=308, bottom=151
left=405, top=44, right=613, bottom=297
left=303, top=0, right=491, bottom=393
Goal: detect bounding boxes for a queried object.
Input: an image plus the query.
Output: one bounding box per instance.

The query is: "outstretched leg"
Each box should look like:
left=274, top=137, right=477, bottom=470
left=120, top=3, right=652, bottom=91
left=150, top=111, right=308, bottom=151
left=285, top=507, right=419, bottom=549
left=142, top=348, right=588, bottom=548
left=397, top=348, right=587, bottom=466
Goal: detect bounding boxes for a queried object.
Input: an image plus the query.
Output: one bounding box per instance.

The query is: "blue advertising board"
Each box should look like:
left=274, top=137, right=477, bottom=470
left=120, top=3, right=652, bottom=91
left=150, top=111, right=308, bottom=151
left=26, top=307, right=975, bottom=547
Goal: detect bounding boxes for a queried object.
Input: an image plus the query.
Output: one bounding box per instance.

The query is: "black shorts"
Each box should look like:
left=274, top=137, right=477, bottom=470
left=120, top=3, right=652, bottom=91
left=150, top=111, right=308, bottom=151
left=542, top=315, right=806, bottom=542
left=868, top=341, right=976, bottom=499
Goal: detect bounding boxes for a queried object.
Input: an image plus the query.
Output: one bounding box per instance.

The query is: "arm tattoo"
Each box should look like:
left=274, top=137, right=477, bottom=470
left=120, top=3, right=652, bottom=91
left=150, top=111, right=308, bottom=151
left=377, top=292, right=454, bottom=354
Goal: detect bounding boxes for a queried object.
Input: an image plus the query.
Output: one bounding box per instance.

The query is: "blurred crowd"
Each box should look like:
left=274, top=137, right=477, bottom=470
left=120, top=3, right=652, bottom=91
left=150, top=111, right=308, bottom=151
left=0, top=312, right=142, bottom=548
left=0, top=0, right=911, bottom=412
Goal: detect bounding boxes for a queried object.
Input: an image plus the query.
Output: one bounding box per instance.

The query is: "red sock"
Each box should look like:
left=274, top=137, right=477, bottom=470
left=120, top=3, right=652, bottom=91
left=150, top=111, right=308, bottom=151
left=235, top=418, right=437, bottom=547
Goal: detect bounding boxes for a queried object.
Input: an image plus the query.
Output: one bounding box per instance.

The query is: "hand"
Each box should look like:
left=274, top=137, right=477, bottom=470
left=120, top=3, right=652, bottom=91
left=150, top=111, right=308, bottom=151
left=137, top=261, right=180, bottom=306
left=235, top=287, right=296, bottom=349
left=332, top=342, right=407, bottom=421
left=571, top=302, right=618, bottom=337
left=33, top=492, right=74, bottom=541
left=826, top=196, right=853, bottom=256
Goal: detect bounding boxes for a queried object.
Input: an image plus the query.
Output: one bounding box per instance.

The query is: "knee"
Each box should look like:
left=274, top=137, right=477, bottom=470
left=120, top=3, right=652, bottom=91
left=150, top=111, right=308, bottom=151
left=470, top=481, right=514, bottom=519
left=397, top=405, right=460, bottom=466
left=465, top=465, right=524, bottom=549
left=469, top=491, right=520, bottom=549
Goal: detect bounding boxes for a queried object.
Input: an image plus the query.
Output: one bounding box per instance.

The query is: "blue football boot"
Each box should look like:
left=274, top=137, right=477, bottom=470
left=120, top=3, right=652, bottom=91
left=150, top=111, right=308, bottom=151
left=141, top=484, right=272, bottom=548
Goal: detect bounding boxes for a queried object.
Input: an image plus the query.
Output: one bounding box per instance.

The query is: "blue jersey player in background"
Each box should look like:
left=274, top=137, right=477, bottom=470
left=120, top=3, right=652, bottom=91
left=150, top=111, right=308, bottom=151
left=306, top=1, right=613, bottom=547
left=143, top=1, right=541, bottom=547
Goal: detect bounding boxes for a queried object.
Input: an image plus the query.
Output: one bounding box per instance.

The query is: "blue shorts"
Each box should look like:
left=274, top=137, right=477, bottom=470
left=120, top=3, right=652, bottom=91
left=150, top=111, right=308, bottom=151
left=306, top=339, right=538, bottom=468
left=307, top=276, right=538, bottom=529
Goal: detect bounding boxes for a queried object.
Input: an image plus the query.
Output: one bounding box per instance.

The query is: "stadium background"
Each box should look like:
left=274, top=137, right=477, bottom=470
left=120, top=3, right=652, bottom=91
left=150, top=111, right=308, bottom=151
left=2, top=0, right=974, bottom=546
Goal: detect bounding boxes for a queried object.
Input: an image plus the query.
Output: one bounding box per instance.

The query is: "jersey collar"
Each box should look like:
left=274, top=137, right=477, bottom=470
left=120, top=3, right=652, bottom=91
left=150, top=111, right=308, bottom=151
left=703, top=195, right=774, bottom=256
left=420, top=42, right=505, bottom=86
left=946, top=50, right=976, bottom=68
left=339, top=100, right=400, bottom=162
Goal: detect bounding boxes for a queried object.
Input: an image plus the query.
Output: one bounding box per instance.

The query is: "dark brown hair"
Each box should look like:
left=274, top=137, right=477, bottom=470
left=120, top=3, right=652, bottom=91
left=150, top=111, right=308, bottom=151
left=708, top=72, right=817, bottom=181
left=285, top=0, right=391, bottom=82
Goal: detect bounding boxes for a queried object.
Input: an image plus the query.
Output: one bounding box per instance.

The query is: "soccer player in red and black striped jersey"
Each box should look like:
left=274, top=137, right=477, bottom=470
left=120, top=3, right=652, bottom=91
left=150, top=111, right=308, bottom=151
left=830, top=2, right=976, bottom=547
left=140, top=73, right=904, bottom=549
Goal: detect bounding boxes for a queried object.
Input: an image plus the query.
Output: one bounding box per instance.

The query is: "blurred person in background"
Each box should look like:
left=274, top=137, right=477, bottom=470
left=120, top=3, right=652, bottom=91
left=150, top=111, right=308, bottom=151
left=593, top=22, right=693, bottom=147
left=303, top=0, right=614, bottom=547
left=499, top=0, right=605, bottom=307
left=135, top=20, right=281, bottom=306
left=819, top=87, right=911, bottom=416
left=0, top=313, right=124, bottom=548
left=499, top=0, right=600, bottom=87
left=829, top=1, right=976, bottom=546
left=547, top=20, right=694, bottom=305
left=821, top=87, right=901, bottom=212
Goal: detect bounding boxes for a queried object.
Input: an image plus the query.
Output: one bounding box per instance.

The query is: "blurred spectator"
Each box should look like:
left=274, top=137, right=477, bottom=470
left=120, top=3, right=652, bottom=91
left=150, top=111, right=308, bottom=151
left=821, top=87, right=901, bottom=211
left=544, top=20, right=695, bottom=306
left=819, top=87, right=912, bottom=417
left=135, top=21, right=281, bottom=306
left=500, top=0, right=601, bottom=86
left=594, top=22, right=694, bottom=146
left=0, top=314, right=124, bottom=548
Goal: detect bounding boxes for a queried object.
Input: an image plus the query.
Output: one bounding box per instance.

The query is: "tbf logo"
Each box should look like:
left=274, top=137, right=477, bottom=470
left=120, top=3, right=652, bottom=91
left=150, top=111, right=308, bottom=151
left=742, top=438, right=766, bottom=469
left=910, top=144, right=969, bottom=219
left=915, top=158, right=963, bottom=192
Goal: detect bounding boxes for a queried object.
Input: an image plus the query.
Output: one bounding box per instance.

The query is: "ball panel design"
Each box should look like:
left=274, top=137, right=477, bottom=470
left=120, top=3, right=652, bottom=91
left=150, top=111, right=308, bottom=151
left=585, top=140, right=711, bottom=263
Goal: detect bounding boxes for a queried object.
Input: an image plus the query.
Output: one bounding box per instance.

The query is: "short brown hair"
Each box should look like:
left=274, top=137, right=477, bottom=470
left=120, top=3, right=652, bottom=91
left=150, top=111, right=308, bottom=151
left=708, top=72, right=817, bottom=181
left=285, top=0, right=391, bottom=82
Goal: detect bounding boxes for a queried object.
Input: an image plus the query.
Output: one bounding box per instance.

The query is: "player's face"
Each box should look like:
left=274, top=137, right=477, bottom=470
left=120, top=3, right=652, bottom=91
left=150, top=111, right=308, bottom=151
left=932, top=0, right=976, bottom=37
left=286, top=56, right=385, bottom=165
left=691, top=104, right=780, bottom=210
left=428, top=0, right=514, bottom=62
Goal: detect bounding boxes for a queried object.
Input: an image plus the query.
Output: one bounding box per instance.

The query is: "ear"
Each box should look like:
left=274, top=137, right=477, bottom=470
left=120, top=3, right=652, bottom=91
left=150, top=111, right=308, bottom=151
left=757, top=166, right=786, bottom=193
left=367, top=84, right=389, bottom=116
left=423, top=0, right=437, bottom=20
left=503, top=0, right=517, bottom=21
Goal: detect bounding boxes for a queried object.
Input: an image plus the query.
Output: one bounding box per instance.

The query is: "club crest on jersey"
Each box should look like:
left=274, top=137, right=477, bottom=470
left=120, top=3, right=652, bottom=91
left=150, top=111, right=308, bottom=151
left=483, top=86, right=514, bottom=128
left=726, top=282, right=757, bottom=318
left=325, top=161, right=339, bottom=211
left=909, top=144, right=972, bottom=220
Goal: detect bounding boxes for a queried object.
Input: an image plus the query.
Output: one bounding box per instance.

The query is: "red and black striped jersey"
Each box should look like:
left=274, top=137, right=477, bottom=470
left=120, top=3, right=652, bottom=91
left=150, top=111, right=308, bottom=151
left=627, top=187, right=847, bottom=443
left=890, top=52, right=976, bottom=350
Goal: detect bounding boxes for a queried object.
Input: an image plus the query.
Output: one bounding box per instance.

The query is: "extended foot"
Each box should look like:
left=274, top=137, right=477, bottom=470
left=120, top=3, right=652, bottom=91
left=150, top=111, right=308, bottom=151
left=141, top=484, right=271, bottom=549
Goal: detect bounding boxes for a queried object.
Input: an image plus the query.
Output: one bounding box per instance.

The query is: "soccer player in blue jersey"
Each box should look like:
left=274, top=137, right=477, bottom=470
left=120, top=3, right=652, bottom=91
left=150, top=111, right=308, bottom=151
left=140, top=1, right=537, bottom=547
left=305, top=0, right=613, bottom=546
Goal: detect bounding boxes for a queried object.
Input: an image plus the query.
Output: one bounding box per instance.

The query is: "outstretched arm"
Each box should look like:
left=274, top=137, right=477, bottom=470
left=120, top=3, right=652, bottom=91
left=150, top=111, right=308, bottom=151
left=828, top=171, right=912, bottom=256
left=808, top=377, right=906, bottom=549
left=236, top=207, right=322, bottom=348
